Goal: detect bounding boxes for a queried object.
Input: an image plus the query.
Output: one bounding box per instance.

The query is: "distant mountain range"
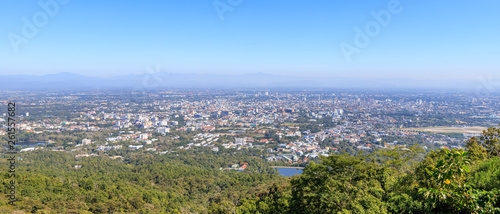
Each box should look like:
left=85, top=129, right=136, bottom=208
left=0, top=72, right=497, bottom=90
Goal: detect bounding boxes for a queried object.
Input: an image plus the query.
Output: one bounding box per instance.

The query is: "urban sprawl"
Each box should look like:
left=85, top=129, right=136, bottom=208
left=2, top=89, right=499, bottom=169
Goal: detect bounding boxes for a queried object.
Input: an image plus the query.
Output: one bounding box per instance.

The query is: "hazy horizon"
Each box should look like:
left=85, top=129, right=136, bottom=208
left=0, top=71, right=499, bottom=91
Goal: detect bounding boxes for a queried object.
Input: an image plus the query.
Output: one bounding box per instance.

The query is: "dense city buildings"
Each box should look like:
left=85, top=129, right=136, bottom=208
left=2, top=89, right=498, bottom=165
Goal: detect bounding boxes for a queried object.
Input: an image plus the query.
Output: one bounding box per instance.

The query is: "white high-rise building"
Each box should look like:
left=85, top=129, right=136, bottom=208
left=159, top=120, right=169, bottom=126
left=81, top=139, right=92, bottom=145
left=156, top=127, right=170, bottom=134
left=139, top=133, right=149, bottom=140
left=235, top=138, right=246, bottom=145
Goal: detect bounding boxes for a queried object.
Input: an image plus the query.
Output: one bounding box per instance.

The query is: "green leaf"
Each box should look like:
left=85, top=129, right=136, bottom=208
left=463, top=166, right=470, bottom=173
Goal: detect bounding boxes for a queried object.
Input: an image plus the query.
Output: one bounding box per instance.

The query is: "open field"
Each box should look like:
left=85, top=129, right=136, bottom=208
left=281, top=123, right=302, bottom=126
left=400, top=126, right=487, bottom=134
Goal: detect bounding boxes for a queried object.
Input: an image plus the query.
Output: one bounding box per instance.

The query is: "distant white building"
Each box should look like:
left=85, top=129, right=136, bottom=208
left=81, top=139, right=92, bottom=145
left=20, top=147, right=36, bottom=152
left=159, top=120, right=169, bottom=126
left=129, top=145, right=143, bottom=150
left=75, top=153, right=98, bottom=158
left=235, top=138, right=246, bottom=145
left=434, top=141, right=447, bottom=145
left=97, top=145, right=122, bottom=151
left=138, top=133, right=148, bottom=140
left=156, top=127, right=170, bottom=134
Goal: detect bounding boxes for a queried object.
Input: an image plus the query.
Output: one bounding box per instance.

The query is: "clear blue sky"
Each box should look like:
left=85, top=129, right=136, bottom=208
left=1, top=0, right=499, bottom=80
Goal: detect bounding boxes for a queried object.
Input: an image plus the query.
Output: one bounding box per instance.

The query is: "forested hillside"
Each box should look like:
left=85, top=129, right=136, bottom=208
left=0, top=152, right=283, bottom=213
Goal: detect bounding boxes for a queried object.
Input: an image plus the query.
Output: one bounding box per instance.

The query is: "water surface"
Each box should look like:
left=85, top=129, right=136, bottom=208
left=274, top=167, right=303, bottom=177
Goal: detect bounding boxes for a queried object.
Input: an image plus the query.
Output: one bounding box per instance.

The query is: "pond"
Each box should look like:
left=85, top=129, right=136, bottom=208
left=274, top=167, right=303, bottom=177
left=19, top=142, right=46, bottom=148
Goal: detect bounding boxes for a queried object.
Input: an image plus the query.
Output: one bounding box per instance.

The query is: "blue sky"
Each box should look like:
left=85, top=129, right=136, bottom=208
left=1, top=0, right=499, bottom=80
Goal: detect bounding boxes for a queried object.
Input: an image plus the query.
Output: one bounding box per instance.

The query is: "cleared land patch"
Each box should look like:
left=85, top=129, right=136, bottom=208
left=400, top=126, right=487, bottom=134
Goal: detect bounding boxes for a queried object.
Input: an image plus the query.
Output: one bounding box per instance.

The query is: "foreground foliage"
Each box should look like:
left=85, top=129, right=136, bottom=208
left=0, top=151, right=282, bottom=213
left=211, top=124, right=500, bottom=214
